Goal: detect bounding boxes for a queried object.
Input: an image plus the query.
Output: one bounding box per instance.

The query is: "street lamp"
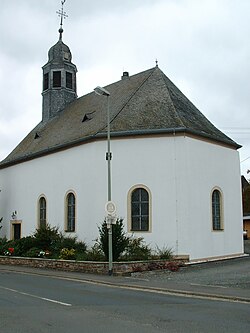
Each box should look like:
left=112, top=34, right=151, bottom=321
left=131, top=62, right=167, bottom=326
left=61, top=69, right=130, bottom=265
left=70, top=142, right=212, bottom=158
left=94, top=86, right=114, bottom=276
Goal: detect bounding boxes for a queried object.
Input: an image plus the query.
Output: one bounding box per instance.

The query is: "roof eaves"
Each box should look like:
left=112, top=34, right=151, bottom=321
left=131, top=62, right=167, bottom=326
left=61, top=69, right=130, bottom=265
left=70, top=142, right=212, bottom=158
left=96, top=127, right=242, bottom=149
left=185, top=128, right=241, bottom=149
left=98, top=128, right=241, bottom=149
left=0, top=126, right=240, bottom=170
left=0, top=134, right=98, bottom=169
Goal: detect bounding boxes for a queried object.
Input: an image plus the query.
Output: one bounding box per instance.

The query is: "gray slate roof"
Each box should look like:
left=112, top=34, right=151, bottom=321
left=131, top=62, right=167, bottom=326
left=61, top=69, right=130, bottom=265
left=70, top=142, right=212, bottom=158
left=0, top=66, right=240, bottom=168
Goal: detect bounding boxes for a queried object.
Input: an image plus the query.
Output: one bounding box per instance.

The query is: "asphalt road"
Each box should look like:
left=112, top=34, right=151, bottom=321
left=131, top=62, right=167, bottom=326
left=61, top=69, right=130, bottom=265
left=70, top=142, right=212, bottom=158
left=0, top=268, right=250, bottom=333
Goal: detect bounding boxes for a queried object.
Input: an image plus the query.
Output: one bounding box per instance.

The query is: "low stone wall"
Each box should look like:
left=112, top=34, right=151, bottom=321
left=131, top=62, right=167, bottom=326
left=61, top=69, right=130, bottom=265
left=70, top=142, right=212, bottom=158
left=0, top=255, right=189, bottom=275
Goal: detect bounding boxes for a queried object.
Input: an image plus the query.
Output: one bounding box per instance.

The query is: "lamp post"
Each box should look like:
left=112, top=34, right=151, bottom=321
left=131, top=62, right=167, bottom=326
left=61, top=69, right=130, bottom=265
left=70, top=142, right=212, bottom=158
left=94, top=86, right=113, bottom=275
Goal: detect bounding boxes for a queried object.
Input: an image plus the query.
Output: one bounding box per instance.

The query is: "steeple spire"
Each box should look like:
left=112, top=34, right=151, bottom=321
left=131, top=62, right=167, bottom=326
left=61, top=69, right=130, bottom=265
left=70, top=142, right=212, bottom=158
left=56, top=0, right=68, bottom=40
left=42, top=0, right=77, bottom=122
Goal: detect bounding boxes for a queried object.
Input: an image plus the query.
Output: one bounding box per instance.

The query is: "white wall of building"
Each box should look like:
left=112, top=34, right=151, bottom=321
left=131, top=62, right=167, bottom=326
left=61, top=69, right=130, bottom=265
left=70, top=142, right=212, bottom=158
left=175, top=137, right=243, bottom=259
left=0, top=135, right=243, bottom=260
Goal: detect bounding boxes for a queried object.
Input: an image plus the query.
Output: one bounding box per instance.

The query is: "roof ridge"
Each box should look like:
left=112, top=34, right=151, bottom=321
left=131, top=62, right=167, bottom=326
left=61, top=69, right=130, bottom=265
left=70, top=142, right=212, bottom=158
left=96, top=67, right=157, bottom=134
left=158, top=70, right=186, bottom=128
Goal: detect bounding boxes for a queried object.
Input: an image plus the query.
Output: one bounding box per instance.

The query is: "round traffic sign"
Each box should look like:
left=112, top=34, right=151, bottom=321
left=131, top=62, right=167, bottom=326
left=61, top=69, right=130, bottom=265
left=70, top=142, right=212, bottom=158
left=105, top=201, right=116, bottom=216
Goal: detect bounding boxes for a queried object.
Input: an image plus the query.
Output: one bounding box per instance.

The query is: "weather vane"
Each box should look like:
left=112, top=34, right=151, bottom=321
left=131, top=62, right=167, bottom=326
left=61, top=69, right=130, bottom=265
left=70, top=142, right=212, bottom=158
left=56, top=0, right=68, bottom=39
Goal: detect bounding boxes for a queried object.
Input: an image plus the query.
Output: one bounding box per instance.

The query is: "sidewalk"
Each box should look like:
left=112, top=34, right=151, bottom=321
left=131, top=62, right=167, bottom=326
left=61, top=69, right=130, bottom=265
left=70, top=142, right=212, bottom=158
left=1, top=260, right=250, bottom=303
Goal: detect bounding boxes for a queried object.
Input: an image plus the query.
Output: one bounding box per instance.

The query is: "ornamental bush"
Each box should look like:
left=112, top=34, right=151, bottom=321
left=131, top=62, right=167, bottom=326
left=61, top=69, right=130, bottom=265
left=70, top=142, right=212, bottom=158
left=155, top=245, right=173, bottom=260
left=32, top=225, right=61, bottom=251
left=25, top=247, right=41, bottom=258
left=59, top=248, right=76, bottom=260
left=0, top=237, right=8, bottom=255
left=80, top=243, right=106, bottom=261
left=122, top=236, right=151, bottom=261
left=0, top=224, right=87, bottom=259
left=14, top=236, right=36, bottom=256
left=58, top=236, right=87, bottom=254
left=98, top=218, right=129, bottom=261
left=32, top=224, right=87, bottom=258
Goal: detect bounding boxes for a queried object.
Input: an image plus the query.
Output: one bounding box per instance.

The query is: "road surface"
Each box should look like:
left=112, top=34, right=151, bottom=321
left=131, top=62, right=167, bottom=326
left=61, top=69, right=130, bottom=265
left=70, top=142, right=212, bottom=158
left=0, top=268, right=249, bottom=333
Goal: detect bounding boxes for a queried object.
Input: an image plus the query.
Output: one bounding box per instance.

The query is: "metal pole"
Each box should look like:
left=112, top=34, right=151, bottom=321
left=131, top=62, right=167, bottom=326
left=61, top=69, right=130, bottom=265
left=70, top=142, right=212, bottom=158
left=107, top=95, right=113, bottom=276
left=107, top=95, right=111, bottom=202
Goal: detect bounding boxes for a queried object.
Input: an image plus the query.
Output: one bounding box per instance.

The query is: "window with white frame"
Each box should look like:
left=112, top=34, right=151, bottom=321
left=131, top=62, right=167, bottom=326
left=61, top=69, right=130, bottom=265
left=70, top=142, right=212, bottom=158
left=66, top=192, right=76, bottom=232
left=130, top=187, right=150, bottom=231
left=212, top=189, right=223, bottom=230
left=39, top=196, right=47, bottom=228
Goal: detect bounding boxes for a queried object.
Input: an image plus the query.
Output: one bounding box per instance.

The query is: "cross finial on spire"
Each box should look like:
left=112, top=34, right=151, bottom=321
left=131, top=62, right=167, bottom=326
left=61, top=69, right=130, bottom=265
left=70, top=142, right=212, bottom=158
left=56, top=0, right=68, bottom=40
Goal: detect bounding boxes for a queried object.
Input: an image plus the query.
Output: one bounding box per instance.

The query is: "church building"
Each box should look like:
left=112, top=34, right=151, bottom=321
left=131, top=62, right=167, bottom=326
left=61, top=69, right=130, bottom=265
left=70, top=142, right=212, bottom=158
left=0, top=16, right=243, bottom=261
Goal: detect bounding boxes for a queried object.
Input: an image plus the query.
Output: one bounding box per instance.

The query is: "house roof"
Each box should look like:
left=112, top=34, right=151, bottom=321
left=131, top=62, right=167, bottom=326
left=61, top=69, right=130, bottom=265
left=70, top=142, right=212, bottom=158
left=0, top=66, right=240, bottom=168
left=241, top=176, right=250, bottom=191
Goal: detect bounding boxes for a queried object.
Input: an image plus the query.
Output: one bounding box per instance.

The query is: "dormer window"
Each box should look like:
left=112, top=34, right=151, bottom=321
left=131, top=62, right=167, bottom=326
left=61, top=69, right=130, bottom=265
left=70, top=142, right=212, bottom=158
left=53, top=71, right=61, bottom=88
left=66, top=71, right=73, bottom=89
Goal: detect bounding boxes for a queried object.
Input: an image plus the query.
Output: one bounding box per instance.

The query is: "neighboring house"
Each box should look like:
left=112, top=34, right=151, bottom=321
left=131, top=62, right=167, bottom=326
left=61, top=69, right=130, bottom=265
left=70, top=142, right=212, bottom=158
left=0, top=25, right=244, bottom=261
left=243, top=217, right=250, bottom=239
left=242, top=175, right=250, bottom=239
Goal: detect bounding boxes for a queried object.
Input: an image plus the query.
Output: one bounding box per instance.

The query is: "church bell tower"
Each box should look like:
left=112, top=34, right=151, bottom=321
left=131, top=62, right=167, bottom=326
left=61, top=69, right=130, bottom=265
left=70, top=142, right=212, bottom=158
left=42, top=0, right=77, bottom=121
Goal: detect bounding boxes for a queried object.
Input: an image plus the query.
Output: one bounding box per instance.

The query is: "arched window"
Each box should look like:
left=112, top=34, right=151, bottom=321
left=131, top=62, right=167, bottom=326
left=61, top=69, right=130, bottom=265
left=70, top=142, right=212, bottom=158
left=66, top=192, right=76, bottom=232
left=130, top=187, right=150, bottom=231
left=39, top=197, right=47, bottom=228
left=212, top=189, right=223, bottom=230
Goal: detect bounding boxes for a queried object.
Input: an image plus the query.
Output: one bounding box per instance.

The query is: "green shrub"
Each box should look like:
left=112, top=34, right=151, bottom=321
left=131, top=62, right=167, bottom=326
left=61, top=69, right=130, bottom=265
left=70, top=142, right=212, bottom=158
left=32, top=225, right=87, bottom=258
left=155, top=245, right=173, bottom=260
left=24, top=247, right=41, bottom=258
left=80, top=243, right=105, bottom=261
left=98, top=218, right=129, bottom=261
left=13, top=236, right=36, bottom=256
left=0, top=224, right=87, bottom=259
left=58, top=236, right=87, bottom=254
left=0, top=237, right=8, bottom=255
left=123, top=236, right=151, bottom=261
left=32, top=224, right=61, bottom=251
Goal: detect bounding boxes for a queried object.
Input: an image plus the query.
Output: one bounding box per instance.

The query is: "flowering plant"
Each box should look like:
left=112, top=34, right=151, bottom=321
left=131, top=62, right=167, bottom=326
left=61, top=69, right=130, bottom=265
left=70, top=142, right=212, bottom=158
left=38, top=250, right=45, bottom=257
left=59, top=248, right=76, bottom=260
left=38, top=250, right=50, bottom=258
left=4, top=247, right=14, bottom=256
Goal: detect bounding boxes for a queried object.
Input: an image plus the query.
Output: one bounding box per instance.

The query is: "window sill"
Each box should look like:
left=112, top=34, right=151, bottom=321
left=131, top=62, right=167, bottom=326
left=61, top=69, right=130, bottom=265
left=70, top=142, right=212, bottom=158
left=130, top=230, right=151, bottom=233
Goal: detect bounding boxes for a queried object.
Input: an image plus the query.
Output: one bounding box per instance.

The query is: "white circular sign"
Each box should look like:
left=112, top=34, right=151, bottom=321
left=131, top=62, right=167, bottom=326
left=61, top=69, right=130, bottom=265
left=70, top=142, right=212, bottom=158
left=105, top=201, right=116, bottom=216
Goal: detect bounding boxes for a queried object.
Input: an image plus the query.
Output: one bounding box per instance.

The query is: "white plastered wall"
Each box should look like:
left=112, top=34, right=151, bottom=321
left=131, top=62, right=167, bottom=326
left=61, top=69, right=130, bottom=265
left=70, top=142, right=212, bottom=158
left=0, top=135, right=243, bottom=260
left=174, top=136, right=243, bottom=259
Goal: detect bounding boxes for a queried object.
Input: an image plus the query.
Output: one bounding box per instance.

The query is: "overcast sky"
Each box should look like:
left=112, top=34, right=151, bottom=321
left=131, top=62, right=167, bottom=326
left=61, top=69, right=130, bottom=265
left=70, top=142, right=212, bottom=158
left=0, top=0, right=249, bottom=176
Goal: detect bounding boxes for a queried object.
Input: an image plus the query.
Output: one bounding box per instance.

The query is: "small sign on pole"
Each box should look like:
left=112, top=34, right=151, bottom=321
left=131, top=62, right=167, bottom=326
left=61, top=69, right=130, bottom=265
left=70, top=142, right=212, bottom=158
left=105, top=201, right=116, bottom=216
